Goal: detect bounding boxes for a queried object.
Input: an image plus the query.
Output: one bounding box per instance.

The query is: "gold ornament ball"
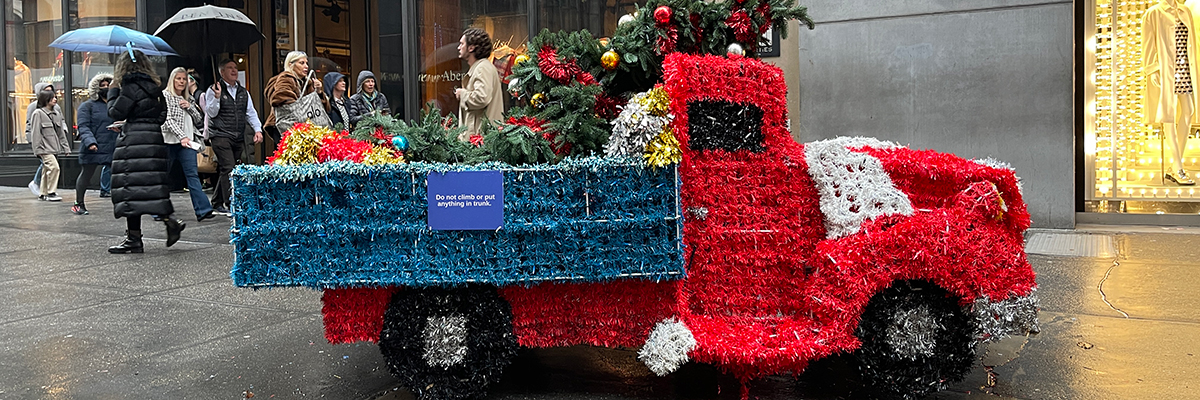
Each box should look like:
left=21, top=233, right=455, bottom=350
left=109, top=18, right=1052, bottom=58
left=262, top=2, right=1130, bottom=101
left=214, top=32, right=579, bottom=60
left=531, top=93, right=546, bottom=107
left=514, top=54, right=530, bottom=65
left=601, top=50, right=620, bottom=70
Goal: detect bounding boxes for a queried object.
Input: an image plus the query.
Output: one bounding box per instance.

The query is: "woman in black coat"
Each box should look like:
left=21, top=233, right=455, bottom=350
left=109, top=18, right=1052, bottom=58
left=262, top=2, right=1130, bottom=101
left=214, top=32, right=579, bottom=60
left=71, top=73, right=115, bottom=215
left=106, top=50, right=186, bottom=253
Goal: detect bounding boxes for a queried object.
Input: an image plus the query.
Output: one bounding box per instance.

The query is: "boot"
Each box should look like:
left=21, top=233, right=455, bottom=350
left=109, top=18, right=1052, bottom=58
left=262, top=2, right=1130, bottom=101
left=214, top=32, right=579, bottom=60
left=108, top=230, right=144, bottom=254
left=164, top=216, right=186, bottom=247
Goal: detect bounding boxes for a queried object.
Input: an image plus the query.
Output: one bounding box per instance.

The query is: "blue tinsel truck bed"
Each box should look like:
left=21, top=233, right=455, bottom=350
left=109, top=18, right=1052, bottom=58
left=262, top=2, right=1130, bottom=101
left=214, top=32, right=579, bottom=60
left=229, top=158, right=684, bottom=289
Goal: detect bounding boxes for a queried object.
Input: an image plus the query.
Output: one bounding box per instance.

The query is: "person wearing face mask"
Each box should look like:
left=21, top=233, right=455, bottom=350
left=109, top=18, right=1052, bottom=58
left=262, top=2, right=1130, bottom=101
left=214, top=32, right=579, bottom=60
left=347, top=70, right=389, bottom=125
left=71, top=73, right=116, bottom=215
left=162, top=67, right=215, bottom=222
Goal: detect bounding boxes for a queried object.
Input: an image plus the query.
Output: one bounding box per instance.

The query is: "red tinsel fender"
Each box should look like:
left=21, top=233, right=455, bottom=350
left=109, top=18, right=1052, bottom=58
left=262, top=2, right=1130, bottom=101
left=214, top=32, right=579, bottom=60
left=322, top=287, right=398, bottom=344
left=500, top=280, right=681, bottom=348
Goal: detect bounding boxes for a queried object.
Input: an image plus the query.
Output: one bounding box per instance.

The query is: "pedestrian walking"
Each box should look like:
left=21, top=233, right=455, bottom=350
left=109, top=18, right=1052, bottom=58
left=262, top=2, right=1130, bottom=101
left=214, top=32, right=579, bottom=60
left=25, top=83, right=64, bottom=196
left=347, top=70, right=389, bottom=125
left=29, top=90, right=70, bottom=202
left=455, top=27, right=504, bottom=142
left=324, top=71, right=351, bottom=129
left=71, top=73, right=116, bottom=215
left=163, top=67, right=215, bottom=222
left=201, top=59, right=264, bottom=216
left=106, top=49, right=186, bottom=254
left=264, top=50, right=328, bottom=134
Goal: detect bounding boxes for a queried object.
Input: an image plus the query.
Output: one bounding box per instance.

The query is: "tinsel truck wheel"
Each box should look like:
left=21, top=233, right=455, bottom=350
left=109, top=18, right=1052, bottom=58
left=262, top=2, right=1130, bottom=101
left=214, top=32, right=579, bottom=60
left=378, top=285, right=518, bottom=400
left=854, top=281, right=975, bottom=399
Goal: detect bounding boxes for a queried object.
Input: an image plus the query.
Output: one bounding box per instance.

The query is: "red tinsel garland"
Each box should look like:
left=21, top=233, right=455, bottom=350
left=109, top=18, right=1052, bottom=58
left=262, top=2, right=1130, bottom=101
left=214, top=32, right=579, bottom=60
left=536, top=46, right=597, bottom=86
left=507, top=116, right=572, bottom=156
left=322, top=287, right=397, bottom=344
left=317, top=134, right=371, bottom=163
left=593, top=93, right=624, bottom=121
left=726, top=10, right=755, bottom=43
left=755, top=2, right=773, bottom=34
left=657, top=26, right=679, bottom=54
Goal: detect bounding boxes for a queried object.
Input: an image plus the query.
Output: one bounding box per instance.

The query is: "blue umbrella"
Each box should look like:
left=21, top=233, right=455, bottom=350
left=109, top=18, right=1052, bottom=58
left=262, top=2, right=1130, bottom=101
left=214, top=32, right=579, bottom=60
left=49, top=25, right=178, bottom=57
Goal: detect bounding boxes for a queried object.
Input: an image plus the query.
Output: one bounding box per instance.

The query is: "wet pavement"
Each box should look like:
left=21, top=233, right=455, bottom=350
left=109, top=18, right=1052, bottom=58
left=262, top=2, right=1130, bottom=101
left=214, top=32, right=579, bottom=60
left=1, top=185, right=1198, bottom=399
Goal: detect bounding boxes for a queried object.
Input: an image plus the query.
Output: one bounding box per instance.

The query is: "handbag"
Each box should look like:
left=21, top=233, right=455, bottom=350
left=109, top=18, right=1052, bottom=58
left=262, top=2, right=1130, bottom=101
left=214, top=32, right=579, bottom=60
left=274, top=71, right=332, bottom=132
left=197, top=144, right=217, bottom=174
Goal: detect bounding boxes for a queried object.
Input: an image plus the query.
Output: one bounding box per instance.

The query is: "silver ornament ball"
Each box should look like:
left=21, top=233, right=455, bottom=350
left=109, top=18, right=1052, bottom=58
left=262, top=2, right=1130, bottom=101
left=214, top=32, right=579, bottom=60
left=618, top=14, right=635, bottom=26
left=508, top=77, right=520, bottom=92
left=726, top=43, right=745, bottom=58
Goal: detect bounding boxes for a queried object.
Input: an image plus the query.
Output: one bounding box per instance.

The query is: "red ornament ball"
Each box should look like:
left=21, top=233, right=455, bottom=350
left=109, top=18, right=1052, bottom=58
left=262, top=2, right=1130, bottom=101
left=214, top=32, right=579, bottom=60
left=654, top=6, right=672, bottom=25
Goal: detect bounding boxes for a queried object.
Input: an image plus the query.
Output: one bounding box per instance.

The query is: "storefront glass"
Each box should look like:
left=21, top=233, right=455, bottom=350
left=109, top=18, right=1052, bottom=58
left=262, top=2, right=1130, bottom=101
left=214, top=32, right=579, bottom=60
left=416, top=0, right=528, bottom=117
left=1087, top=0, right=1200, bottom=208
left=69, top=0, right=136, bottom=121
left=7, top=0, right=65, bottom=149
left=538, top=0, right=638, bottom=38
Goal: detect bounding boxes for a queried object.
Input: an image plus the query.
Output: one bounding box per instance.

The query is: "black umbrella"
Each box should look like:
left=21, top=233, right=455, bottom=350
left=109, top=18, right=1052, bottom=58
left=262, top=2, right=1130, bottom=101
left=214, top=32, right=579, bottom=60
left=153, top=5, right=264, bottom=56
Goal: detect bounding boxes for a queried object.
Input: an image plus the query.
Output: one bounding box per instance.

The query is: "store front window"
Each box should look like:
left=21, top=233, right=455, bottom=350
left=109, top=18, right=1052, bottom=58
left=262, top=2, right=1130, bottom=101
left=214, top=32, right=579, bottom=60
left=69, top=0, right=136, bottom=122
left=1087, top=0, right=1200, bottom=211
left=416, top=0, right=528, bottom=117
left=538, top=0, right=637, bottom=38
left=6, top=0, right=65, bottom=150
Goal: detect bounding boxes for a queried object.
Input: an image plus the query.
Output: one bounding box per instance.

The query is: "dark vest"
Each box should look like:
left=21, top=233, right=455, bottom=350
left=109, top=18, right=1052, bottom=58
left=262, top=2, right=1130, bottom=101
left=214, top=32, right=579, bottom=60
left=210, top=81, right=249, bottom=141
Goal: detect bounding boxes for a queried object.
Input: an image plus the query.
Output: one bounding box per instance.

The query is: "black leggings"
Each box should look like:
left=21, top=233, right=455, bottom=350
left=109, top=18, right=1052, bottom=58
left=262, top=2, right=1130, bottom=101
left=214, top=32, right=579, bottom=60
left=76, top=164, right=100, bottom=205
left=128, top=216, right=141, bottom=231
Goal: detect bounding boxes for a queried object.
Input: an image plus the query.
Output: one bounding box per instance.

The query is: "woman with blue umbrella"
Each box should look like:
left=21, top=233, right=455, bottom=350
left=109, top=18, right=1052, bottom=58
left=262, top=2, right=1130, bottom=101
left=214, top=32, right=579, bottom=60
left=106, top=49, right=186, bottom=254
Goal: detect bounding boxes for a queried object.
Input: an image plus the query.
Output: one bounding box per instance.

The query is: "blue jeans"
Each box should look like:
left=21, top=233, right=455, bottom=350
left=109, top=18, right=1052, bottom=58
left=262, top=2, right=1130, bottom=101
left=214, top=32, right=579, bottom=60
left=166, top=143, right=213, bottom=216
left=100, top=164, right=112, bottom=193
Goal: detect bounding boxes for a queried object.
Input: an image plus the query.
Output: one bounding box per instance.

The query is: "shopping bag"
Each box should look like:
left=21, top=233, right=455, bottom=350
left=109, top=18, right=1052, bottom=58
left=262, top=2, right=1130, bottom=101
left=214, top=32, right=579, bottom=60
left=197, top=145, right=217, bottom=174
left=274, top=72, right=331, bottom=132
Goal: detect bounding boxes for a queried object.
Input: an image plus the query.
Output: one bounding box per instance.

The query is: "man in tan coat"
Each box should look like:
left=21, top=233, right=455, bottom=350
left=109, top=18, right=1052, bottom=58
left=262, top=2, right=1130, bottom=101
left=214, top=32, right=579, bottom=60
left=455, top=27, right=504, bottom=142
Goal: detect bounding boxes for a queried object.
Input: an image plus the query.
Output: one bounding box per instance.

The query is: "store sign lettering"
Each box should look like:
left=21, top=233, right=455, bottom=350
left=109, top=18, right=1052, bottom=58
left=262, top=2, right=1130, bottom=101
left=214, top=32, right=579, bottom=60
left=418, top=70, right=466, bottom=83
left=39, top=75, right=64, bottom=83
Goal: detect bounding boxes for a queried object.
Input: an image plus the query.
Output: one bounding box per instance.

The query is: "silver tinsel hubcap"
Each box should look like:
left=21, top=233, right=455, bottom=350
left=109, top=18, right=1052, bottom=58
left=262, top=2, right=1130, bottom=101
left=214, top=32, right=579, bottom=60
left=423, top=314, right=468, bottom=368
left=886, top=305, right=944, bottom=359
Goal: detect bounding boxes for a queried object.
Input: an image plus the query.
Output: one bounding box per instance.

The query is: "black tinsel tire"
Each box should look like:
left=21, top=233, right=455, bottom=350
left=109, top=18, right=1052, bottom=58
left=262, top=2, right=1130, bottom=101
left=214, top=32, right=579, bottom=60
left=379, top=285, right=518, bottom=400
left=853, top=281, right=976, bottom=399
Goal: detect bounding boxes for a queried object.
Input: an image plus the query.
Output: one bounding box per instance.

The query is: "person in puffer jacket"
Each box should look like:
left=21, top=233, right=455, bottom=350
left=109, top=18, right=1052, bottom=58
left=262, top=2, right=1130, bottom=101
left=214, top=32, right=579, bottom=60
left=347, top=70, right=389, bottom=125
left=71, top=73, right=116, bottom=215
left=106, top=50, right=186, bottom=254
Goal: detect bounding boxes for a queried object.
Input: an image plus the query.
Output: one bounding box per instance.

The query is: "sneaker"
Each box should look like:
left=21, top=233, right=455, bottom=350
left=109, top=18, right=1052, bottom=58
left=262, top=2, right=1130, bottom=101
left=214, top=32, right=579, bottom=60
left=197, top=210, right=215, bottom=222
left=28, top=181, right=39, bottom=196
left=99, top=191, right=111, bottom=198
left=43, top=193, right=62, bottom=202
left=152, top=215, right=164, bottom=221
left=71, top=204, right=89, bottom=215
left=212, top=206, right=232, bottom=217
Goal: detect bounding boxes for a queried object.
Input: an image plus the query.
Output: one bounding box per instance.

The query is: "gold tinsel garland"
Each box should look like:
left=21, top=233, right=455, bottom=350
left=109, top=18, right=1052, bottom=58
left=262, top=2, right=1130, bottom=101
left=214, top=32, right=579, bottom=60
left=271, top=122, right=339, bottom=165
left=638, top=87, right=670, bottom=118
left=644, top=127, right=682, bottom=168
left=362, top=145, right=405, bottom=165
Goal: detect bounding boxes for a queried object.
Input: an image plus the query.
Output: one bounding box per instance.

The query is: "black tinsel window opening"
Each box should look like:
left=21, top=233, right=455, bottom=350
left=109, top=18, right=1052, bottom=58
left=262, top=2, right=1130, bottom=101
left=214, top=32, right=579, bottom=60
left=685, top=100, right=766, bottom=153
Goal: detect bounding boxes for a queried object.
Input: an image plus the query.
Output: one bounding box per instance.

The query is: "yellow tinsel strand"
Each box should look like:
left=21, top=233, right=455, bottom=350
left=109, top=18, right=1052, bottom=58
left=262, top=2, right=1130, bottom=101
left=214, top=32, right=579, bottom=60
left=639, top=87, right=671, bottom=117
left=362, top=145, right=405, bottom=165
left=644, top=127, right=681, bottom=168
left=272, top=122, right=338, bottom=165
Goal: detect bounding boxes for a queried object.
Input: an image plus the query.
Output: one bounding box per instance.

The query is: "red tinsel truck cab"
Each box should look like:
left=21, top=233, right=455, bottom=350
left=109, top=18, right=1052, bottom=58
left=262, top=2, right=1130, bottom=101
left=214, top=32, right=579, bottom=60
left=240, top=54, right=1038, bottom=400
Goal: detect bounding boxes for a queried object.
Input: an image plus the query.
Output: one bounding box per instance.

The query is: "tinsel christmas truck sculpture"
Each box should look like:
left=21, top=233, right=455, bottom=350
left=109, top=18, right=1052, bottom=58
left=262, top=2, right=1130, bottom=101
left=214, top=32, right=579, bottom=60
left=230, top=54, right=1038, bottom=400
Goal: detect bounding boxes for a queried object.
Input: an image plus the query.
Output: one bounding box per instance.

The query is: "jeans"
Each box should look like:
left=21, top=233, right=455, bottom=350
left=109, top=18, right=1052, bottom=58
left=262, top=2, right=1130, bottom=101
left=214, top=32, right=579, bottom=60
left=209, top=137, right=243, bottom=210
left=100, top=164, right=112, bottom=193
left=166, top=143, right=214, bottom=216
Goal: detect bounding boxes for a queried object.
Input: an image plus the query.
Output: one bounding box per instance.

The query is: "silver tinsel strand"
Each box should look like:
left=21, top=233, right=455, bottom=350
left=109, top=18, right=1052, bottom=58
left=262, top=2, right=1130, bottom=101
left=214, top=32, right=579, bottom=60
left=638, top=317, right=696, bottom=376
left=422, top=314, right=469, bottom=369
left=885, top=304, right=945, bottom=360
left=606, top=91, right=672, bottom=157
left=970, top=289, right=1040, bottom=342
